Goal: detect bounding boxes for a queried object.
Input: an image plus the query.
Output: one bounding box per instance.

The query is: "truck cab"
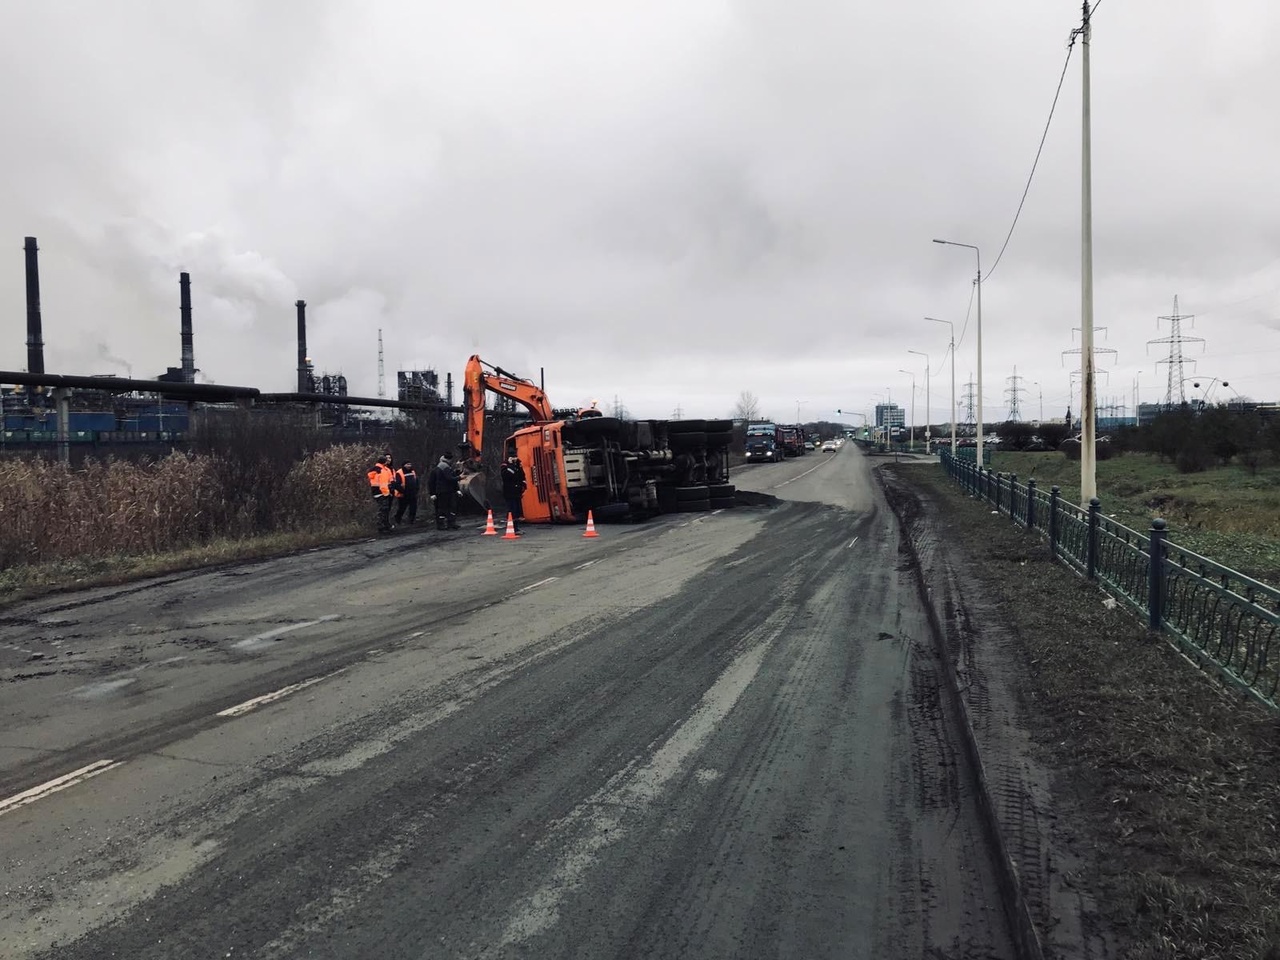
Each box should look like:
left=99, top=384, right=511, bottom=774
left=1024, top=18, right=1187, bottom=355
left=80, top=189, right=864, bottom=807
left=744, top=422, right=785, bottom=463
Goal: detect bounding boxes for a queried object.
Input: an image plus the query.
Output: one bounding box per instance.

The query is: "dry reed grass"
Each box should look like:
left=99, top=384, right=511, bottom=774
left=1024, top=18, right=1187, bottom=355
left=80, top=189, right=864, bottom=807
left=0, top=443, right=378, bottom=571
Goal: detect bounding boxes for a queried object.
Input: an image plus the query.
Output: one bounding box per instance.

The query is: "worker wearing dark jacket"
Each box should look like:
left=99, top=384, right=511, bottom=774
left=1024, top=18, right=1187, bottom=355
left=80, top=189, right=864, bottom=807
left=427, top=452, right=461, bottom=530
left=394, top=462, right=420, bottom=525
left=500, top=453, right=527, bottom=533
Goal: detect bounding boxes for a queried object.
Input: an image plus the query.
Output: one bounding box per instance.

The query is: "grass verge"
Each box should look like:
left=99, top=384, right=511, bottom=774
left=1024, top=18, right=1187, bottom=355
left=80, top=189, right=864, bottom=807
left=990, top=450, right=1280, bottom=586
left=889, top=461, right=1280, bottom=960
left=0, top=522, right=367, bottom=610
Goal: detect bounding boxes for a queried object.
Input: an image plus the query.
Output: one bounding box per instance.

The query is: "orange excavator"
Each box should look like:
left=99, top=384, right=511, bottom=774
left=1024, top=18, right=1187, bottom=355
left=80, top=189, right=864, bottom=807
left=459, top=354, right=736, bottom=523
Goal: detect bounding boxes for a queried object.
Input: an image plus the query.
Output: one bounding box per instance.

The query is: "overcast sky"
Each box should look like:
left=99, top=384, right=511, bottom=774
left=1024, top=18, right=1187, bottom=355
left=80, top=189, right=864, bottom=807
left=4, top=1, right=1278, bottom=425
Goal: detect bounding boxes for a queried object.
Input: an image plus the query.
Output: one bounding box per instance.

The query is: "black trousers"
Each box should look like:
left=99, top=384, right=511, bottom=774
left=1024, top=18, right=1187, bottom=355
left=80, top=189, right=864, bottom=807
left=395, top=493, right=418, bottom=524
left=435, top=492, right=458, bottom=528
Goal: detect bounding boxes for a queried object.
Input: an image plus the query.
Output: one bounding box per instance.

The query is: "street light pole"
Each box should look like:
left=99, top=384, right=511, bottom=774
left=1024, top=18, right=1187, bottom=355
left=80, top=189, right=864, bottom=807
left=1079, top=0, right=1098, bottom=503
left=898, top=369, right=916, bottom=452
left=908, top=349, right=930, bottom=453
left=925, top=317, right=956, bottom=454
left=933, top=240, right=982, bottom=465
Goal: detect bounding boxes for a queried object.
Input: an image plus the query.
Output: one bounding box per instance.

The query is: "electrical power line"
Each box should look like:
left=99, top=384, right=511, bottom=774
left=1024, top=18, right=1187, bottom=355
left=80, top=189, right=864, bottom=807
left=983, top=34, right=1078, bottom=282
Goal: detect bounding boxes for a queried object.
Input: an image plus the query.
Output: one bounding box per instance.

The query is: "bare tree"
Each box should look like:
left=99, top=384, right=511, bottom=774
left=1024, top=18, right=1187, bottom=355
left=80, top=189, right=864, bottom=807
left=733, top=390, right=761, bottom=422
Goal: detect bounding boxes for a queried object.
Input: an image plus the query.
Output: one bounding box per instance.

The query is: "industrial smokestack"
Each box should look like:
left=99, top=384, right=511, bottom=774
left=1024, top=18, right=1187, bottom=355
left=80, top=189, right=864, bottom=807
left=24, top=237, right=45, bottom=375
left=179, top=271, right=195, bottom=383
left=296, top=299, right=309, bottom=393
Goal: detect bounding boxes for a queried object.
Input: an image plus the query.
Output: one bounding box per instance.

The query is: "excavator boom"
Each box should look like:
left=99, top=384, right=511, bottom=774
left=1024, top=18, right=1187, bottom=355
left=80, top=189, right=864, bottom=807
left=460, top=355, right=557, bottom=509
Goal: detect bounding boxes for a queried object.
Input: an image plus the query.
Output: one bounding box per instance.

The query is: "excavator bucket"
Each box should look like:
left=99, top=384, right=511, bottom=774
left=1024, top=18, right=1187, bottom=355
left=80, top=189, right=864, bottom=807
left=460, top=468, right=489, bottom=509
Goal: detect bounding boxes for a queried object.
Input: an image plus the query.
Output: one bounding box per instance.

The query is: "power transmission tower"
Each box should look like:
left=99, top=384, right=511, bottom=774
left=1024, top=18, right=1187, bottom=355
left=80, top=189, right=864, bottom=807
left=1004, top=366, right=1027, bottom=421
left=377, top=329, right=386, bottom=398
left=1147, top=295, right=1204, bottom=408
left=961, top=374, right=977, bottom=428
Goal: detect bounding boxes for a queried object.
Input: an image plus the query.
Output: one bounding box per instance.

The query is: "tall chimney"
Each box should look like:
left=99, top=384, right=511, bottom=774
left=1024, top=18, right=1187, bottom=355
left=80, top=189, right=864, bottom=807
left=296, top=299, right=309, bottom=393
left=24, top=237, right=45, bottom=374
left=179, top=271, right=195, bottom=383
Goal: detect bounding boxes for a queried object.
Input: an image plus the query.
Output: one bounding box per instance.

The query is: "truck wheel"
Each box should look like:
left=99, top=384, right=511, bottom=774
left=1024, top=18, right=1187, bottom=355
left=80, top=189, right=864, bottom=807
left=708, top=483, right=735, bottom=498
left=709, top=497, right=735, bottom=509
left=668, top=432, right=706, bottom=451
left=667, top=419, right=707, bottom=434
left=675, top=484, right=710, bottom=502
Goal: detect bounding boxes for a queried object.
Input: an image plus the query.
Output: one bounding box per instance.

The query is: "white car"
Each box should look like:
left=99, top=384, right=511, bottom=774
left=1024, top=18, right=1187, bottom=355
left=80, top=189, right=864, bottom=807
left=821, top=440, right=837, bottom=452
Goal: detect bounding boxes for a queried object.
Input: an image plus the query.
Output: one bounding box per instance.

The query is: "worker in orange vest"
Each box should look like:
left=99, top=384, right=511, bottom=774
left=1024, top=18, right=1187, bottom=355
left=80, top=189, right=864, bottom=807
left=367, top=456, right=396, bottom=533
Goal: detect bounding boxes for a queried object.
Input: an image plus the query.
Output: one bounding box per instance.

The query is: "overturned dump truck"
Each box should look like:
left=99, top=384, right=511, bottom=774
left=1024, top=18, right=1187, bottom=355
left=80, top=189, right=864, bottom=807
left=461, top=355, right=736, bottom=523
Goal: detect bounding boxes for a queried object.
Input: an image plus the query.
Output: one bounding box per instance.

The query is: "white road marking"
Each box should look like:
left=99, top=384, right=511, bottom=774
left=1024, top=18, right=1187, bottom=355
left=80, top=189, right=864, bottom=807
left=724, top=554, right=758, bottom=568
left=848, top=536, right=860, bottom=549
left=516, top=577, right=560, bottom=594
left=572, top=560, right=600, bottom=571
left=774, top=461, right=827, bottom=488
left=68, top=655, right=189, bottom=699
left=0, top=759, right=124, bottom=816
left=492, top=621, right=782, bottom=952
left=216, top=669, right=346, bottom=718
left=233, top=615, right=340, bottom=650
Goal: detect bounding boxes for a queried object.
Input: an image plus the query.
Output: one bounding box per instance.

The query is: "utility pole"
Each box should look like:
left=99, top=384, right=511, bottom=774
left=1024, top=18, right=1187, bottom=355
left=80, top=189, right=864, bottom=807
left=1078, top=0, right=1097, bottom=503
left=908, top=349, right=931, bottom=450
left=926, top=317, right=956, bottom=453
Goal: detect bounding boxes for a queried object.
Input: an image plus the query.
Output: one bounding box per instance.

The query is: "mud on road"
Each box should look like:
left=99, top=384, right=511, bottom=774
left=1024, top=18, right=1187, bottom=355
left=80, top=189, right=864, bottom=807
left=881, top=460, right=1280, bottom=960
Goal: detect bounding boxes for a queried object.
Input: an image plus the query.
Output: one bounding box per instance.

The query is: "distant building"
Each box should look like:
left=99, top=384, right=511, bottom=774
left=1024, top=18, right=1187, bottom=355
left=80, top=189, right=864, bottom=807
left=875, top=403, right=904, bottom=429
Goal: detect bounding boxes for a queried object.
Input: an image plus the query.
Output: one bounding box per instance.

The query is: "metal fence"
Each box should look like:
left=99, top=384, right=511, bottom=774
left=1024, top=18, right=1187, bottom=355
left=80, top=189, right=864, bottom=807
left=940, top=451, right=1279, bottom=711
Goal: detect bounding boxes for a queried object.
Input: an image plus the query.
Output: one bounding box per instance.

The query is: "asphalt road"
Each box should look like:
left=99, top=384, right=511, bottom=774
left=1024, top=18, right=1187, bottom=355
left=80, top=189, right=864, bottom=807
left=1, top=445, right=1015, bottom=959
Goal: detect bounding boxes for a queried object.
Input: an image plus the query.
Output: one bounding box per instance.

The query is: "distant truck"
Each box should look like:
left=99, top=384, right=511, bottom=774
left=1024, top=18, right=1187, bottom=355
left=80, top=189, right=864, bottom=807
left=744, top=422, right=785, bottom=463
left=779, top=424, right=807, bottom=457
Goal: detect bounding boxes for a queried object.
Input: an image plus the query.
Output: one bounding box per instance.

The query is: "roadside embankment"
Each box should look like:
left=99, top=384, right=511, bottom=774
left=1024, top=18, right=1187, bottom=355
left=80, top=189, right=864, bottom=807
left=882, top=460, right=1280, bottom=960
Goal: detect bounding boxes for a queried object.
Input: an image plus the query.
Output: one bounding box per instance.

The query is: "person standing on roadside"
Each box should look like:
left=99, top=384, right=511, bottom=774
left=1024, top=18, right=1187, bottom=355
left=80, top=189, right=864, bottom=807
left=500, top=450, right=527, bottom=533
left=367, top=456, right=395, bottom=533
left=394, top=461, right=420, bottom=525
left=427, top=451, right=461, bottom=530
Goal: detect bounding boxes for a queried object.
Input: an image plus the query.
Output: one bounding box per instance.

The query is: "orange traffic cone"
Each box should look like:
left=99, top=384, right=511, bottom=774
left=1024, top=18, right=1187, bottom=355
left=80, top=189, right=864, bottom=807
left=502, top=513, right=521, bottom=540
left=482, top=509, right=497, bottom=536
left=582, top=510, right=599, bottom=538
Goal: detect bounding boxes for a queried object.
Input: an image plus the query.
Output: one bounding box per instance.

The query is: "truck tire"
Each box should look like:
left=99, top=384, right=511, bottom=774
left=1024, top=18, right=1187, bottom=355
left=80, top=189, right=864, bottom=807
left=709, top=497, right=735, bottom=509
left=708, top=483, right=735, bottom=498
left=668, top=432, right=706, bottom=451
left=675, top=484, right=710, bottom=502
left=667, top=419, right=707, bottom=434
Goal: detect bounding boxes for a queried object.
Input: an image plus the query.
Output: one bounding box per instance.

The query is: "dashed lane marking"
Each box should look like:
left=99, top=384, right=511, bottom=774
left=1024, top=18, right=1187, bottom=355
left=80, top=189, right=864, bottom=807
left=725, top=554, right=758, bottom=568
left=233, top=615, right=341, bottom=650
left=515, top=577, right=560, bottom=594
left=215, top=669, right=347, bottom=718
left=773, top=461, right=828, bottom=488
left=573, top=560, right=600, bottom=570
left=848, top=536, right=860, bottom=549
left=0, top=759, right=124, bottom=817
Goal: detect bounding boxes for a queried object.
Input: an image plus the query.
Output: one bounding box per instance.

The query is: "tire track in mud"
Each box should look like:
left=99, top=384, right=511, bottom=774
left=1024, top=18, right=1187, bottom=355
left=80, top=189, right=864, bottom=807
left=880, top=466, right=1049, bottom=960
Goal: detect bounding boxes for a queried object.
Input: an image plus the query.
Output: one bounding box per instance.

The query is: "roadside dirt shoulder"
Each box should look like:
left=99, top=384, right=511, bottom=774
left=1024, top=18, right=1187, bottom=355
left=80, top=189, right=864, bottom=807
left=882, top=461, right=1280, bottom=960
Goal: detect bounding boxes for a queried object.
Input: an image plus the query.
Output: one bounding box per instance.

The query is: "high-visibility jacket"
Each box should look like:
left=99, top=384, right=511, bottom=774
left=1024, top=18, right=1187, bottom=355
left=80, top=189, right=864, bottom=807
left=367, top=463, right=394, bottom=496
left=393, top=468, right=406, bottom=498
